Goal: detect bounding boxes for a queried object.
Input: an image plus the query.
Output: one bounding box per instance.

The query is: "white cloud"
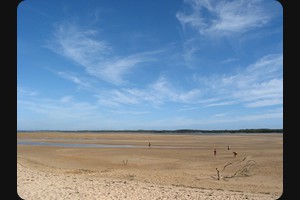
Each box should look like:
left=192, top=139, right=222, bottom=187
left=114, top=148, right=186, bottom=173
left=204, top=101, right=236, bottom=108
left=233, top=78, right=283, bottom=102
left=194, top=53, right=283, bottom=108
left=95, top=76, right=202, bottom=108
left=176, top=0, right=274, bottom=37
left=95, top=52, right=282, bottom=109
left=47, top=22, right=160, bottom=85
left=148, top=76, right=202, bottom=103
left=177, top=106, right=200, bottom=112
left=92, top=53, right=156, bottom=85
left=245, top=98, right=282, bottom=108
left=244, top=54, right=283, bottom=85
left=50, top=23, right=110, bottom=65
left=57, top=71, right=92, bottom=88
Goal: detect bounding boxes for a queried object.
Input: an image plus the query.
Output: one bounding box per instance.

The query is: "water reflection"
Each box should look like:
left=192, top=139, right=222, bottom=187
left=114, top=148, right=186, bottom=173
left=17, top=140, right=143, bottom=148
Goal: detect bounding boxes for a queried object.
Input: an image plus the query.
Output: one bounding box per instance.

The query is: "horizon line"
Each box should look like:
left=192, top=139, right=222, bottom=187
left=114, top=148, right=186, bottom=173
left=17, top=128, right=283, bottom=133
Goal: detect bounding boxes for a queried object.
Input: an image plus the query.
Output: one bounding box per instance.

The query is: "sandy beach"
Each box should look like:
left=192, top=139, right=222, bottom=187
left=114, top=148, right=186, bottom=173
left=17, top=132, right=283, bottom=200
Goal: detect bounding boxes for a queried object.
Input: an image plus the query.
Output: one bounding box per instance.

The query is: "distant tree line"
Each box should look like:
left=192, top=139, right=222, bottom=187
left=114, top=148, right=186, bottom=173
left=18, top=128, right=283, bottom=134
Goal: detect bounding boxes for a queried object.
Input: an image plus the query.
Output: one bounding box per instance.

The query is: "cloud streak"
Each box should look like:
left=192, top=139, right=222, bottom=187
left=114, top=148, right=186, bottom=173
left=193, top=53, right=283, bottom=107
left=95, top=76, right=202, bottom=108
left=47, top=22, right=161, bottom=85
left=91, top=52, right=282, bottom=110
left=50, top=51, right=282, bottom=111
left=57, top=71, right=92, bottom=88
left=176, top=0, right=275, bottom=37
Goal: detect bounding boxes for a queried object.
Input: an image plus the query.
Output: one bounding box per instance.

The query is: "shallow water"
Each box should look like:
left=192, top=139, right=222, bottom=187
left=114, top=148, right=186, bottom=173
left=17, top=140, right=191, bottom=149
left=17, top=140, right=145, bottom=148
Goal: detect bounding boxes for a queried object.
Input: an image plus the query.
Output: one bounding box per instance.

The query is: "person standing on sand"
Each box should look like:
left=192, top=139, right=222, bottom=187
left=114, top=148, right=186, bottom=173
left=148, top=142, right=151, bottom=148
left=214, top=148, right=217, bottom=156
left=233, top=151, right=237, bottom=157
left=228, top=144, right=230, bottom=151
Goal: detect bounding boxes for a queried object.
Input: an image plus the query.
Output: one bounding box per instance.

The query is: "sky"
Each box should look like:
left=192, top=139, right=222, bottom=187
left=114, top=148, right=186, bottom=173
left=17, top=0, right=283, bottom=131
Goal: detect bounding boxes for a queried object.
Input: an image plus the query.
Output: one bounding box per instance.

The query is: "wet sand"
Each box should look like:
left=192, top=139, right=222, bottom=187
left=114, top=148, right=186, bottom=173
left=17, top=132, right=283, bottom=200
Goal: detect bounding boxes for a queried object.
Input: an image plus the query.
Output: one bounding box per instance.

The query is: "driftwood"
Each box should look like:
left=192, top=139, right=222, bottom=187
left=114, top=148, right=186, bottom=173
left=213, top=156, right=257, bottom=180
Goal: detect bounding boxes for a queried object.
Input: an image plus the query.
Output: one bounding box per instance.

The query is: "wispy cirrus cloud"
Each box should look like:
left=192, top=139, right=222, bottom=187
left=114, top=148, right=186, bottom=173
left=233, top=78, right=283, bottom=107
left=194, top=53, right=283, bottom=108
left=57, top=71, right=92, bottom=88
left=176, top=0, right=275, bottom=37
left=46, top=22, right=161, bottom=85
left=95, top=53, right=282, bottom=109
left=49, top=53, right=282, bottom=111
left=93, top=51, right=159, bottom=84
left=95, top=75, right=202, bottom=107
left=204, top=101, right=236, bottom=108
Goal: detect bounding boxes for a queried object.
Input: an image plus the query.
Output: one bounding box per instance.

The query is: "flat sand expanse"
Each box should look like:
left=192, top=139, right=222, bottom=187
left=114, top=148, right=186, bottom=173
left=17, top=132, right=283, bottom=200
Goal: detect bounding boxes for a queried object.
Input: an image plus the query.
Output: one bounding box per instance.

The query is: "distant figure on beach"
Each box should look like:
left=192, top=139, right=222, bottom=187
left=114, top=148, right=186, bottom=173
left=227, top=145, right=230, bottom=150
left=214, top=148, right=217, bottom=156
left=233, top=151, right=237, bottom=157
left=148, top=142, right=151, bottom=148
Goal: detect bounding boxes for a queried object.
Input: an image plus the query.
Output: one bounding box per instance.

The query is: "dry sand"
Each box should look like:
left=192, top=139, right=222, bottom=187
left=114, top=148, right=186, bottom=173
left=17, top=132, right=283, bottom=200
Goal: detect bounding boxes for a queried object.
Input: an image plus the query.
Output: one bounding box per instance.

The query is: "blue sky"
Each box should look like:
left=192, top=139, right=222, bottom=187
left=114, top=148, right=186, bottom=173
left=17, top=0, right=283, bottom=130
